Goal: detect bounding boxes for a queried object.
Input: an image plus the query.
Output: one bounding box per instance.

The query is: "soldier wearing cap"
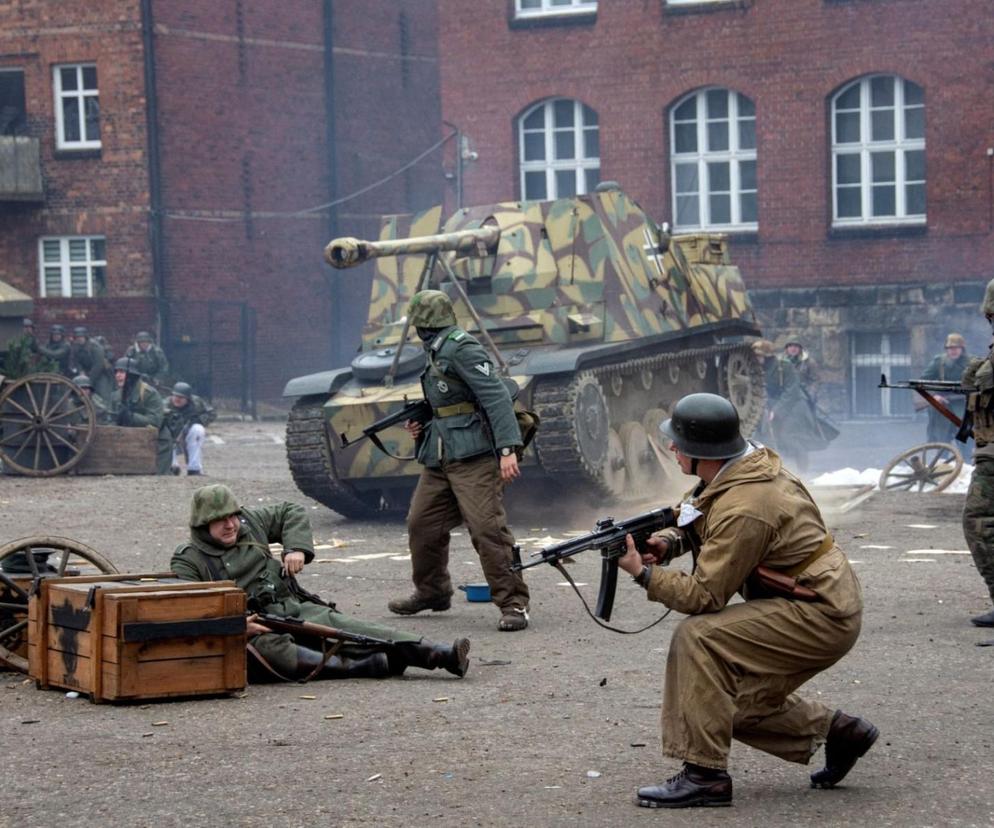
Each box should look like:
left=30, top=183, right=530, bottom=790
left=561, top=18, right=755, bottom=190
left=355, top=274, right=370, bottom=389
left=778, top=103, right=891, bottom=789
left=920, top=332, right=970, bottom=444
left=387, top=289, right=531, bottom=632
left=171, top=484, right=471, bottom=682
left=38, top=324, right=72, bottom=377
left=125, top=330, right=170, bottom=385
left=158, top=381, right=216, bottom=476
left=960, top=281, right=994, bottom=629
left=110, top=356, right=164, bottom=429
left=616, top=392, right=875, bottom=809
left=71, top=326, right=114, bottom=400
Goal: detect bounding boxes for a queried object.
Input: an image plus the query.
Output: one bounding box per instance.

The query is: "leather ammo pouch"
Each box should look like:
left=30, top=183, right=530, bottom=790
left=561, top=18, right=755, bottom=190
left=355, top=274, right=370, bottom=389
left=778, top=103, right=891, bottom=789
left=751, top=535, right=834, bottom=601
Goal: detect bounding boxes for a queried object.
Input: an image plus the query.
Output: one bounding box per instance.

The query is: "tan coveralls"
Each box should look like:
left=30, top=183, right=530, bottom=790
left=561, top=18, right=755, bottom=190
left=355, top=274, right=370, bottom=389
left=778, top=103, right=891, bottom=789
left=645, top=446, right=863, bottom=770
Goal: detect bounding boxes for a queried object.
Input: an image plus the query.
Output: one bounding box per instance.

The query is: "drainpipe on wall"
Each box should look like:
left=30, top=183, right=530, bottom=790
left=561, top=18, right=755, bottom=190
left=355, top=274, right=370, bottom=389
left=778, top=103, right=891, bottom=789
left=322, top=0, right=341, bottom=367
left=140, top=0, right=167, bottom=346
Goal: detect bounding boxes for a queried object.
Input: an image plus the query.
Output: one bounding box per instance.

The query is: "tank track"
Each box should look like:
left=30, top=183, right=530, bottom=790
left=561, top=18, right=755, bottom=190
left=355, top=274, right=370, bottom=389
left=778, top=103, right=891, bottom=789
left=285, top=397, right=383, bottom=520
left=533, top=341, right=766, bottom=497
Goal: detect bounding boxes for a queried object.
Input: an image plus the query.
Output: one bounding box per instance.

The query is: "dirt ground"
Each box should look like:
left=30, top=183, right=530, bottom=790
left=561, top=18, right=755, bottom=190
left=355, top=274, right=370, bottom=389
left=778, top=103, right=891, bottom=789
left=2, top=421, right=992, bottom=828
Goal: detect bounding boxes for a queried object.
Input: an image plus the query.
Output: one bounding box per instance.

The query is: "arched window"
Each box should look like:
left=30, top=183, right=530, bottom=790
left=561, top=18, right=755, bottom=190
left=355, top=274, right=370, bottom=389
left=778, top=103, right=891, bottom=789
left=518, top=98, right=600, bottom=200
left=831, top=75, right=925, bottom=225
left=669, top=88, right=757, bottom=231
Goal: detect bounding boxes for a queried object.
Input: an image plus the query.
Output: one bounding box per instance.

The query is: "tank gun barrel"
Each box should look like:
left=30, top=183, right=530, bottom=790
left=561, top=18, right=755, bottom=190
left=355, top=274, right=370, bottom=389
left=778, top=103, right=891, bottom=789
left=324, top=225, right=501, bottom=269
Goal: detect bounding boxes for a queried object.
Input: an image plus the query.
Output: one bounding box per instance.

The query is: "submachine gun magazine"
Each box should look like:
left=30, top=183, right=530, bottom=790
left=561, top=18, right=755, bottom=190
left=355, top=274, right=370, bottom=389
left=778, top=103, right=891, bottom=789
left=511, top=507, right=676, bottom=622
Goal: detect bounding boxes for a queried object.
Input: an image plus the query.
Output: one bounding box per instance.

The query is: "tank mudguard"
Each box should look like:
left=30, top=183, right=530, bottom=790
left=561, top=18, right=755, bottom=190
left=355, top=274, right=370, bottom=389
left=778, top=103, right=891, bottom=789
left=282, top=367, right=353, bottom=399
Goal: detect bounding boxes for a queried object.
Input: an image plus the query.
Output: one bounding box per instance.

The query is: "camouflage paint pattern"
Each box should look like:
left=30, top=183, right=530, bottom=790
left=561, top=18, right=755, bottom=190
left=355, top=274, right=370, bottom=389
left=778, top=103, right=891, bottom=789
left=319, top=185, right=757, bottom=482
left=963, top=458, right=994, bottom=603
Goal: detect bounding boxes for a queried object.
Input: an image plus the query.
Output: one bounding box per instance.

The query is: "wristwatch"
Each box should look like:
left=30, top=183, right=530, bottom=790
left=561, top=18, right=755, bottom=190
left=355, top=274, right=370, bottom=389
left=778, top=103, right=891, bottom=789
left=633, top=565, right=652, bottom=588
left=500, top=447, right=513, bottom=457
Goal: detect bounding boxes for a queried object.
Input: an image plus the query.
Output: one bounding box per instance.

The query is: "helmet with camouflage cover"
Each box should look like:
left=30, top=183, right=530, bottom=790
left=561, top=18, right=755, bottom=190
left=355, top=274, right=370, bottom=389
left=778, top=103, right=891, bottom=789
left=189, top=484, right=241, bottom=527
left=982, top=278, right=994, bottom=316
left=407, top=289, right=456, bottom=328
left=136, top=331, right=153, bottom=343
left=945, top=333, right=966, bottom=349
left=73, top=374, right=92, bottom=389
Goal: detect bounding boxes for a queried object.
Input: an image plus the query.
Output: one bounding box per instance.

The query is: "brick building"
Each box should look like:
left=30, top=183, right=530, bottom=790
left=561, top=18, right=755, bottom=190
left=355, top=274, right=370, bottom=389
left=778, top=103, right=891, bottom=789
left=0, top=0, right=442, bottom=404
left=435, top=0, right=994, bottom=417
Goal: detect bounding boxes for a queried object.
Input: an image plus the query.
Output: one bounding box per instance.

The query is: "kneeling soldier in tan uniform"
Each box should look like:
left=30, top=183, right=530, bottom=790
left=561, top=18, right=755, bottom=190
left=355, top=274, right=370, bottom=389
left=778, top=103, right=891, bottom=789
left=388, top=290, right=530, bottom=631
left=618, top=393, right=877, bottom=808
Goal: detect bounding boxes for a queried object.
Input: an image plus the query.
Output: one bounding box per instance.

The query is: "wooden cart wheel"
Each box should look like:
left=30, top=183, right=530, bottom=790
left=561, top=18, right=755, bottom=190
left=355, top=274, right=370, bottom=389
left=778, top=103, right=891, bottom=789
left=878, top=442, right=964, bottom=494
left=0, top=535, right=118, bottom=674
left=0, top=373, right=96, bottom=476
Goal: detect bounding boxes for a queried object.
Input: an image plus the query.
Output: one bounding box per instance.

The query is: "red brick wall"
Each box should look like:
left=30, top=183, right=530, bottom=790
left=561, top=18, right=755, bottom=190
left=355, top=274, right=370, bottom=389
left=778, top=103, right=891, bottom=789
left=437, top=0, right=994, bottom=291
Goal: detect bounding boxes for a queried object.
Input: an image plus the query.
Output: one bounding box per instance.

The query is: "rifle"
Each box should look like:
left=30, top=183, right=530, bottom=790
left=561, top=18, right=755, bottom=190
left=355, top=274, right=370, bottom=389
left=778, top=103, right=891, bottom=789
left=879, top=374, right=973, bottom=441
left=252, top=612, right=394, bottom=649
left=511, top=507, right=677, bottom=622
left=338, top=397, right=432, bottom=460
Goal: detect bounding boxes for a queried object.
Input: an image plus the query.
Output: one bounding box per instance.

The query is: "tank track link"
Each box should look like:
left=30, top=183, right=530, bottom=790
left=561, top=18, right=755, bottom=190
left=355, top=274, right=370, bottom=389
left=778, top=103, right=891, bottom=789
left=285, top=397, right=382, bottom=520
left=532, top=342, right=766, bottom=496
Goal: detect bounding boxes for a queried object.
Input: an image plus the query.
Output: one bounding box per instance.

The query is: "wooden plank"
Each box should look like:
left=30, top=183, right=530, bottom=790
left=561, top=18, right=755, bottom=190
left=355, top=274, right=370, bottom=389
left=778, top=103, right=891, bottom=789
left=126, top=656, right=234, bottom=697
left=90, top=586, right=104, bottom=701
left=114, top=595, right=138, bottom=697
left=74, top=424, right=158, bottom=475
left=44, top=647, right=89, bottom=693
left=124, top=634, right=241, bottom=663
left=223, top=590, right=248, bottom=689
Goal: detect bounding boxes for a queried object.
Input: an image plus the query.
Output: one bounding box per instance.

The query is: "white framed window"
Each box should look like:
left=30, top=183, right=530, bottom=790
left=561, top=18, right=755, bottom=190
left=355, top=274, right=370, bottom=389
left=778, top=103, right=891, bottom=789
left=39, top=236, right=106, bottom=297
left=831, top=75, right=925, bottom=226
left=515, top=0, right=597, bottom=18
left=670, top=88, right=757, bottom=231
left=53, top=63, right=100, bottom=150
left=851, top=331, right=914, bottom=417
left=519, top=98, right=600, bottom=201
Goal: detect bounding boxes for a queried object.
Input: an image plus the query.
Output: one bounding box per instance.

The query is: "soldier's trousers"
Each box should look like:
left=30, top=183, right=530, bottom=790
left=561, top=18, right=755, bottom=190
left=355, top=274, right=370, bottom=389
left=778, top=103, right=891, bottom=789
left=250, top=598, right=421, bottom=677
left=963, top=456, right=994, bottom=604
left=407, top=455, right=529, bottom=611
left=661, top=597, right=862, bottom=769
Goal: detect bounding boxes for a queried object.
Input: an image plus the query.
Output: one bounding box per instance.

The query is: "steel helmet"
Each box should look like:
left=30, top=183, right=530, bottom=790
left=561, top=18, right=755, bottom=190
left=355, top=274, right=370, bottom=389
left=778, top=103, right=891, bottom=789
left=22, top=318, right=34, bottom=328
left=73, top=375, right=92, bottom=389
left=73, top=326, right=88, bottom=337
left=171, top=381, right=193, bottom=399
left=659, top=393, right=747, bottom=459
left=51, top=324, right=65, bottom=335
left=945, top=333, right=966, bottom=349
left=408, top=290, right=456, bottom=328
left=189, top=484, right=242, bottom=528
left=114, top=357, right=140, bottom=374
left=136, top=331, right=153, bottom=342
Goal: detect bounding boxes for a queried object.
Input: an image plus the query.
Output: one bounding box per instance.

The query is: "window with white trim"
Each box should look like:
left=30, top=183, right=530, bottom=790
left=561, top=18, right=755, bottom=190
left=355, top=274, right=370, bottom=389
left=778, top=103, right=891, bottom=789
left=670, top=88, right=757, bottom=231
left=831, top=75, right=925, bottom=226
left=519, top=98, right=600, bottom=200
left=39, top=237, right=106, bottom=297
left=53, top=64, right=100, bottom=150
left=851, top=331, right=914, bottom=416
left=515, top=0, right=596, bottom=18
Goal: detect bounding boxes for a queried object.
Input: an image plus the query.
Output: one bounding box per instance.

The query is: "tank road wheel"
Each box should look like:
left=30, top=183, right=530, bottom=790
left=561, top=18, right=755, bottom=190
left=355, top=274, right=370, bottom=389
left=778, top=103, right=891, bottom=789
left=0, top=373, right=96, bottom=476
left=534, top=372, right=622, bottom=498
left=285, top=396, right=404, bottom=520
left=0, top=535, right=118, bottom=674
left=878, top=442, right=964, bottom=494
left=719, top=348, right=766, bottom=437
left=619, top=421, right=655, bottom=497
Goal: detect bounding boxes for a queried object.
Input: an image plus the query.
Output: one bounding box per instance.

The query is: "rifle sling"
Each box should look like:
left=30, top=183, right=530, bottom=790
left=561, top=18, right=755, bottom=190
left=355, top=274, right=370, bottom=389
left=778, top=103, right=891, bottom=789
left=553, top=560, right=672, bottom=635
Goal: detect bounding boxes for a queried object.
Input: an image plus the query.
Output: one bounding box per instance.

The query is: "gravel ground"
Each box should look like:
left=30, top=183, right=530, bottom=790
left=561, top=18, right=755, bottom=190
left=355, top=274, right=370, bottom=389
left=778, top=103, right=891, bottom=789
left=1, top=421, right=992, bottom=828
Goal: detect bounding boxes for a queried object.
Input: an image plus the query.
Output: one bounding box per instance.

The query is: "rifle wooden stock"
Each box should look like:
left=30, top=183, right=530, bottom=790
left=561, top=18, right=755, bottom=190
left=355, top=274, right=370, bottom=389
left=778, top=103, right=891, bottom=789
left=253, top=613, right=394, bottom=648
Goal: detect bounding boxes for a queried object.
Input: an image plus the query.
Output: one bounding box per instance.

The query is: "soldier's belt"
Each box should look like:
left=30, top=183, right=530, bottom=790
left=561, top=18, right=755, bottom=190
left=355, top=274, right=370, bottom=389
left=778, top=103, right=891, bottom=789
left=783, top=534, right=835, bottom=577
left=434, top=401, right=476, bottom=418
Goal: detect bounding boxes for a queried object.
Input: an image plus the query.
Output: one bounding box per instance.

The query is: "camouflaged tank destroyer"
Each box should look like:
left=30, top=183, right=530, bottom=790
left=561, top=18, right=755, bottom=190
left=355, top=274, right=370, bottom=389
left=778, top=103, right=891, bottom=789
left=283, top=183, right=765, bottom=518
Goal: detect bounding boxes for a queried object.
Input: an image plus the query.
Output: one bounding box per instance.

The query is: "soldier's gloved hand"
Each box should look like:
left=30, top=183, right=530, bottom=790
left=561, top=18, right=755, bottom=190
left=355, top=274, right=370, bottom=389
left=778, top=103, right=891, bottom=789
left=281, top=550, right=306, bottom=577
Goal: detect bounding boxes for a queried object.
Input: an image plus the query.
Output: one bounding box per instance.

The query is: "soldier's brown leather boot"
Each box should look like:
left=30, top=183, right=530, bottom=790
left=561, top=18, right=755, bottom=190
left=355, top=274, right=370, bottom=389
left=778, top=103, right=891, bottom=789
left=810, top=710, right=879, bottom=788
left=387, top=592, right=452, bottom=616
left=636, top=764, right=732, bottom=809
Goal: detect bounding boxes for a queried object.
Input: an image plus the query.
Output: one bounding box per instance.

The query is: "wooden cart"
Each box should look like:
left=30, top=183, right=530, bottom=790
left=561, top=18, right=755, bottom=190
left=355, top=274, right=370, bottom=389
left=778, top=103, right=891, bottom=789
left=0, top=372, right=157, bottom=476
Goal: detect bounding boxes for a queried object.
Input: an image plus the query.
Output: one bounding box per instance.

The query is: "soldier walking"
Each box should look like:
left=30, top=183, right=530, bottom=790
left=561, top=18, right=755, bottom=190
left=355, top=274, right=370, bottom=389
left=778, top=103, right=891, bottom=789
left=388, top=289, right=531, bottom=632
left=617, top=393, right=876, bottom=808
left=920, top=333, right=970, bottom=444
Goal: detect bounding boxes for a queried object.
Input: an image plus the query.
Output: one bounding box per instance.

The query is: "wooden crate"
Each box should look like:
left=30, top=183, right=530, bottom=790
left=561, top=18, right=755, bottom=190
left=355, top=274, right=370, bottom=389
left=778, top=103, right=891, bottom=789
left=74, top=425, right=158, bottom=475
left=28, top=573, right=246, bottom=702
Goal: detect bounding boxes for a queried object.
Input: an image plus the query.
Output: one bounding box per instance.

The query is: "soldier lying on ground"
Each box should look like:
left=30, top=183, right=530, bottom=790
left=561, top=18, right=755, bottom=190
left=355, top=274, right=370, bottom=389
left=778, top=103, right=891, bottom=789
left=616, top=393, right=877, bottom=809
left=171, top=484, right=470, bottom=681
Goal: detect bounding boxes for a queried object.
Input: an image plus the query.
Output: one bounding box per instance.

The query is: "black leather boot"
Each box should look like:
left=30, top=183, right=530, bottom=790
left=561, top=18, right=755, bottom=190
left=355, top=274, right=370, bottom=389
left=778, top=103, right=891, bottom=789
left=636, top=764, right=732, bottom=809
left=810, top=710, right=879, bottom=788
left=392, top=638, right=471, bottom=677
left=970, top=608, right=994, bottom=627
left=293, top=646, right=390, bottom=680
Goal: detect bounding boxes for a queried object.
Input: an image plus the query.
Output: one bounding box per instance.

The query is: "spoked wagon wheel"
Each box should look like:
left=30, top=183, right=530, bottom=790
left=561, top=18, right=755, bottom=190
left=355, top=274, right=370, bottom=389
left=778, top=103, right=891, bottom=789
left=0, top=373, right=96, bottom=476
left=0, top=536, right=118, bottom=674
left=878, top=442, right=964, bottom=494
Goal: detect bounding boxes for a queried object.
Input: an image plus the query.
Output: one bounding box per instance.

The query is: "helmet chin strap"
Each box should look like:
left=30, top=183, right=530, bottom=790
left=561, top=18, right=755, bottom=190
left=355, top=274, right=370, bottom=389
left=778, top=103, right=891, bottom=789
left=691, top=457, right=699, bottom=477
